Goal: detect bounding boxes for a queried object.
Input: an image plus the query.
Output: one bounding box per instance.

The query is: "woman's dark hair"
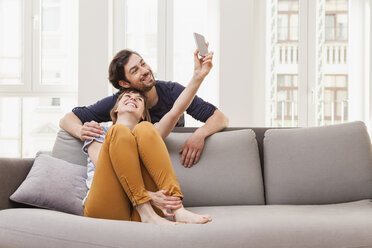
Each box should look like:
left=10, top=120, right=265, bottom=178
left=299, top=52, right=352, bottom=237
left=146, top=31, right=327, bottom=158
left=110, top=88, right=151, bottom=124
left=108, top=49, right=141, bottom=90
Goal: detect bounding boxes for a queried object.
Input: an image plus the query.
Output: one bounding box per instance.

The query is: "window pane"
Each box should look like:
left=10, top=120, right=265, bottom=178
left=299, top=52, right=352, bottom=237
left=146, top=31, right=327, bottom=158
left=0, top=96, right=77, bottom=158
left=270, top=0, right=299, bottom=127
left=173, top=0, right=219, bottom=127
left=21, top=96, right=77, bottom=158
left=0, top=98, right=21, bottom=157
left=289, top=14, right=298, bottom=40
left=41, top=0, right=78, bottom=87
left=278, top=14, right=289, bottom=41
left=325, top=0, right=348, bottom=11
left=0, top=0, right=23, bottom=85
left=278, top=0, right=298, bottom=11
left=318, top=0, right=349, bottom=126
left=325, top=15, right=335, bottom=40
left=337, top=14, right=348, bottom=40
left=125, top=0, right=157, bottom=76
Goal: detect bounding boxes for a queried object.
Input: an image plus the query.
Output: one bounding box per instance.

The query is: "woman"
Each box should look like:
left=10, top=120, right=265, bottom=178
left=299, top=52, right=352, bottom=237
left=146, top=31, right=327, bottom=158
left=83, top=49, right=214, bottom=225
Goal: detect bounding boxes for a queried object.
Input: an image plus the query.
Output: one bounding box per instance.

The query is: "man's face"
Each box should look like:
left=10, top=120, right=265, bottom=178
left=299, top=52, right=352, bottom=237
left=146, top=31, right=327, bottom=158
left=122, top=54, right=155, bottom=92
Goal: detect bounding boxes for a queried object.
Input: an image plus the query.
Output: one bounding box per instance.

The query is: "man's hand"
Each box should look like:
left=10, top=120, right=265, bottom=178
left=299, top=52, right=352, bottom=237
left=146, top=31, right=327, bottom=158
left=79, top=121, right=103, bottom=141
left=148, top=190, right=182, bottom=217
left=193, top=42, right=214, bottom=80
left=179, top=132, right=205, bottom=167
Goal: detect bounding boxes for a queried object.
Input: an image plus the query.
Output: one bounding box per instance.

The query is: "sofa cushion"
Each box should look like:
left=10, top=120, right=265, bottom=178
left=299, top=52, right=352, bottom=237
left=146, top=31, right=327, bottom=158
left=264, top=121, right=372, bottom=204
left=164, top=129, right=265, bottom=206
left=9, top=153, right=87, bottom=215
left=1, top=200, right=372, bottom=248
left=52, top=129, right=86, bottom=166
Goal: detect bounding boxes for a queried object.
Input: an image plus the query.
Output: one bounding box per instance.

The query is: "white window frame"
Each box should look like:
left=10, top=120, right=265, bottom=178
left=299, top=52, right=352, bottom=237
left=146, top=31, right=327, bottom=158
left=112, top=0, right=173, bottom=81
left=0, top=0, right=77, bottom=95
left=266, top=0, right=370, bottom=127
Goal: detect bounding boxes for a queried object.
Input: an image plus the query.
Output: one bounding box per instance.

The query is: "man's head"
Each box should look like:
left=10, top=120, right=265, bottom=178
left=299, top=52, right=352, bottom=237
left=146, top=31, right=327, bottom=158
left=108, top=49, right=156, bottom=92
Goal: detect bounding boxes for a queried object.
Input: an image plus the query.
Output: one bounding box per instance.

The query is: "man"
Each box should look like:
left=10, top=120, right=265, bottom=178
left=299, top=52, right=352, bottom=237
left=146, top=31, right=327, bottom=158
left=59, top=48, right=228, bottom=167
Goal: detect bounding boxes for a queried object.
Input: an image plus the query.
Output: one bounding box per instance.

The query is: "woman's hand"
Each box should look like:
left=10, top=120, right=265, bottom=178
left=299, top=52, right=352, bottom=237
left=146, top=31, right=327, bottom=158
left=193, top=42, right=214, bottom=80
left=147, top=190, right=182, bottom=217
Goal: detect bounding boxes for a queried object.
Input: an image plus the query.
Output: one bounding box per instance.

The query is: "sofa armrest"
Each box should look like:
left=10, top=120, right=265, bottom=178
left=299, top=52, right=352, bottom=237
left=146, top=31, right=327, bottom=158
left=0, top=158, right=34, bottom=210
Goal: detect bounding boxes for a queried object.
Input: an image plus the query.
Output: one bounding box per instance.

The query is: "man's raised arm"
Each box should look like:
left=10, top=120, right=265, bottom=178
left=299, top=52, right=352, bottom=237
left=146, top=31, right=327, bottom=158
left=59, top=112, right=103, bottom=141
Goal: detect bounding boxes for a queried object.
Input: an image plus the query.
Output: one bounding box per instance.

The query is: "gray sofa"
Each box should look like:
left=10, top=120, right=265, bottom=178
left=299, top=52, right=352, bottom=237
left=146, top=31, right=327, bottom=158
left=1, top=121, right=372, bottom=248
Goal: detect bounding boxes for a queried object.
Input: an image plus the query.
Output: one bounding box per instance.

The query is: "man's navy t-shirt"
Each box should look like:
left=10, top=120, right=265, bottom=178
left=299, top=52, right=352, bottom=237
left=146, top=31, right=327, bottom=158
left=72, top=80, right=217, bottom=127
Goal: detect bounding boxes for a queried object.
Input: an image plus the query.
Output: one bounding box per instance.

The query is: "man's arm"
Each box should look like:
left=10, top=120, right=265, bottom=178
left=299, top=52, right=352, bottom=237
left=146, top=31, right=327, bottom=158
left=59, top=112, right=103, bottom=141
left=179, top=109, right=229, bottom=167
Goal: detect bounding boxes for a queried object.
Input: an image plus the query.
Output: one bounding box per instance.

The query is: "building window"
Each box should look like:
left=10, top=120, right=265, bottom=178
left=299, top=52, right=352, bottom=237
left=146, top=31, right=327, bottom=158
left=325, top=0, right=348, bottom=42
left=276, top=74, right=298, bottom=127
left=277, top=0, right=299, bottom=42
left=323, top=74, right=348, bottom=124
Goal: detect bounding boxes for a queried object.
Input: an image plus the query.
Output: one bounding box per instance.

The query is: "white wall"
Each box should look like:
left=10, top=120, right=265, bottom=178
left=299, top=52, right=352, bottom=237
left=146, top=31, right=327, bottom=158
left=219, top=0, right=266, bottom=127
left=78, top=0, right=110, bottom=106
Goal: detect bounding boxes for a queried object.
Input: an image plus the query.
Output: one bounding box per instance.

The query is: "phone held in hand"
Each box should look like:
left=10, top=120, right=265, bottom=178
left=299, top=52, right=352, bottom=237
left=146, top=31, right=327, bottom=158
left=193, top=32, right=208, bottom=57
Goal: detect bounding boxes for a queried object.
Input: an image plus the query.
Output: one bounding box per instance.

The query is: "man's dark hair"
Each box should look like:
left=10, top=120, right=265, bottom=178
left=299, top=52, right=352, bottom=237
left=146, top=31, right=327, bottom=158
left=108, top=49, right=141, bottom=90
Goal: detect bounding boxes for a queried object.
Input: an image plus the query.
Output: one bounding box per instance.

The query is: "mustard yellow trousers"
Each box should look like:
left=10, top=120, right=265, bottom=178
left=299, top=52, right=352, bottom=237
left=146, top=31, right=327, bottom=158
left=84, top=121, right=183, bottom=221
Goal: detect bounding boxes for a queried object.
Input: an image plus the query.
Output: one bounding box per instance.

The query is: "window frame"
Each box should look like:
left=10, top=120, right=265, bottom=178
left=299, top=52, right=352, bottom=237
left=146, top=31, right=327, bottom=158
left=0, top=0, right=77, bottom=94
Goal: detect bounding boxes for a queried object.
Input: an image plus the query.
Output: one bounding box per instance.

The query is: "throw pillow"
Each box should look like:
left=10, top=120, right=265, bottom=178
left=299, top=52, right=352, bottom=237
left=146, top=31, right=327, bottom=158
left=52, top=129, right=87, bottom=166
left=9, top=153, right=88, bottom=215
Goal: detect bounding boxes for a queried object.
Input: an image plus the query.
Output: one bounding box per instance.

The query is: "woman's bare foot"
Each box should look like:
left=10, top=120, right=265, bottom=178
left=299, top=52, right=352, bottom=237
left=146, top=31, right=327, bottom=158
left=141, top=213, right=178, bottom=226
left=136, top=202, right=178, bottom=226
left=174, top=207, right=212, bottom=224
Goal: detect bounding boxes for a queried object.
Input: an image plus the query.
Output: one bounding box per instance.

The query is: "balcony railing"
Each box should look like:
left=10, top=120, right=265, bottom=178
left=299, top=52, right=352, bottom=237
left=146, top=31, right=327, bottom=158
left=276, top=43, right=347, bottom=65
left=276, top=44, right=298, bottom=65
left=325, top=43, right=347, bottom=65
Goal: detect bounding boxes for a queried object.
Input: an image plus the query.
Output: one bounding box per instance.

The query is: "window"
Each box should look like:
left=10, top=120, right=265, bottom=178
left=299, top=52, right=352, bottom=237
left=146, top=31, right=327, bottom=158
left=268, top=0, right=356, bottom=127
left=277, top=0, right=299, bottom=42
left=114, top=0, right=219, bottom=127
left=0, top=0, right=78, bottom=158
left=124, top=0, right=158, bottom=77
left=269, top=0, right=299, bottom=127
left=276, top=74, right=298, bottom=126
left=323, top=74, right=348, bottom=124
left=0, top=0, right=23, bottom=86
left=325, top=0, right=348, bottom=42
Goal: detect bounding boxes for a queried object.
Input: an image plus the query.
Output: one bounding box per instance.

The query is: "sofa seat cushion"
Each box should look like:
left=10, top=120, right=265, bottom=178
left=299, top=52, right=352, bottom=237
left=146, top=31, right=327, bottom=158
left=164, top=129, right=265, bottom=206
left=264, top=121, right=372, bottom=204
left=1, top=200, right=372, bottom=248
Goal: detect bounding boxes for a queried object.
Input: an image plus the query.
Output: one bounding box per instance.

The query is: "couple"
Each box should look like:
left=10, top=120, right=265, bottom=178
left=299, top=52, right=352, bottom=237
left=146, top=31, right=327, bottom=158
left=60, top=45, right=228, bottom=225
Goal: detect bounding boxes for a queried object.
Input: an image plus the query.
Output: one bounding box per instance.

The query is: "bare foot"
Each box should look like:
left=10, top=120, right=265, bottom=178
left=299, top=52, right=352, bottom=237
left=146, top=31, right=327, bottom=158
left=136, top=202, right=178, bottom=226
left=141, top=214, right=178, bottom=226
left=174, top=207, right=212, bottom=224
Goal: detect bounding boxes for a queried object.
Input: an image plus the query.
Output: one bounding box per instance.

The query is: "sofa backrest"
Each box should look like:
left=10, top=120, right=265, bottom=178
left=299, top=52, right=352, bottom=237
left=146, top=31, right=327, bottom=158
left=51, top=127, right=268, bottom=207
left=164, top=129, right=265, bottom=206
left=264, top=121, right=372, bottom=205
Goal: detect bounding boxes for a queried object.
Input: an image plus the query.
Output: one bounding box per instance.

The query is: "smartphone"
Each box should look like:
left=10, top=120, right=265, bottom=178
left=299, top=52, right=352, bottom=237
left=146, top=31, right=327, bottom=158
left=193, top=32, right=208, bottom=57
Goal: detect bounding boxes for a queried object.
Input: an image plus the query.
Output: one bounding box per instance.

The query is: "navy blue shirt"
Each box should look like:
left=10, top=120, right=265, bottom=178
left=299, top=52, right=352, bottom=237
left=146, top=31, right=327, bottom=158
left=72, top=80, right=217, bottom=127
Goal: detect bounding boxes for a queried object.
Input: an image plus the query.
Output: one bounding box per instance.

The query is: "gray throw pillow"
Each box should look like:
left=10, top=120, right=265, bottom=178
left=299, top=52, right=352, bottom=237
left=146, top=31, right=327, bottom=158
left=264, top=121, right=372, bottom=205
left=52, top=129, right=87, bottom=166
left=10, top=153, right=88, bottom=215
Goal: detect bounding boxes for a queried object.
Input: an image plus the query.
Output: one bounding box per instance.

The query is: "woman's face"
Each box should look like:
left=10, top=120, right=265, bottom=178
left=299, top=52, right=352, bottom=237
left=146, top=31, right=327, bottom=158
left=116, top=91, right=145, bottom=121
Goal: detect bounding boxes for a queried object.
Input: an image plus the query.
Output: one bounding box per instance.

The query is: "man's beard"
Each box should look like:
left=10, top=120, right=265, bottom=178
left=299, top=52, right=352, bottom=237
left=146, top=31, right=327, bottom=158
left=140, top=71, right=156, bottom=92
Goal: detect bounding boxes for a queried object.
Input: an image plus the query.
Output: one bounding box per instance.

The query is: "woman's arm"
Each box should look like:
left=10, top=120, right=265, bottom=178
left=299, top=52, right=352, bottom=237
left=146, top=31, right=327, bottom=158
left=156, top=49, right=214, bottom=138
left=87, top=141, right=102, bottom=166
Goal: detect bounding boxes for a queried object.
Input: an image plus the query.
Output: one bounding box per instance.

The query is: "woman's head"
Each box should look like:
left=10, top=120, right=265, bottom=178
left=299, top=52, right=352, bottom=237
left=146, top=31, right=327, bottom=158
left=110, top=89, right=151, bottom=124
